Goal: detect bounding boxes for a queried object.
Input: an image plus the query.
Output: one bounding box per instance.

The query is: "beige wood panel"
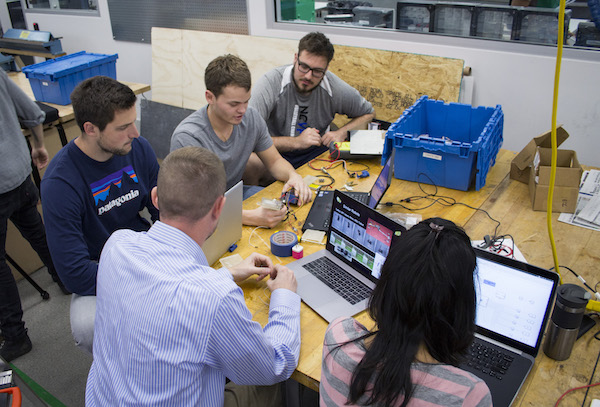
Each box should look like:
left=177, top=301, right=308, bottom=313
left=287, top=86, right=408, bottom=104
left=151, top=27, right=184, bottom=107
left=151, top=28, right=297, bottom=109
left=181, top=30, right=297, bottom=110
left=151, top=28, right=464, bottom=122
left=329, top=45, right=464, bottom=123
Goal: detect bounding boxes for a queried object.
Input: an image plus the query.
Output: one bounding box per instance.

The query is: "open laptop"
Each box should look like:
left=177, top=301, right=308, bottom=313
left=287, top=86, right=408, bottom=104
left=302, top=151, right=394, bottom=232
left=201, top=181, right=243, bottom=266
left=462, top=248, right=560, bottom=407
left=290, top=190, right=406, bottom=322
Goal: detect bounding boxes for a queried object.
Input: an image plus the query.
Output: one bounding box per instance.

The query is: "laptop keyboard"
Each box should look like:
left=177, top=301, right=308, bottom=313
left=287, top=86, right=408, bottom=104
left=466, top=341, right=514, bottom=380
left=345, top=192, right=369, bottom=204
left=302, top=257, right=371, bottom=305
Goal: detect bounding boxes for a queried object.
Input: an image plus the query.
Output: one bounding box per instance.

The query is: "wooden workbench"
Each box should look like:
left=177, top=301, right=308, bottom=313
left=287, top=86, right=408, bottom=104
left=228, top=151, right=600, bottom=406
left=0, top=47, right=66, bottom=69
left=463, top=157, right=600, bottom=407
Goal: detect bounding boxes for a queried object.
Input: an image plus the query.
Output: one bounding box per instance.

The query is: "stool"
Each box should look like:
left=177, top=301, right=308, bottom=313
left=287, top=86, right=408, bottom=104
left=6, top=254, right=50, bottom=300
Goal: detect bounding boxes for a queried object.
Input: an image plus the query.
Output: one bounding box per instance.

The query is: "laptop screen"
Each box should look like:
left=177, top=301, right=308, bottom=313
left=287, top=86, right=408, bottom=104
left=367, top=151, right=393, bottom=209
left=473, top=249, right=559, bottom=354
left=327, top=190, right=406, bottom=283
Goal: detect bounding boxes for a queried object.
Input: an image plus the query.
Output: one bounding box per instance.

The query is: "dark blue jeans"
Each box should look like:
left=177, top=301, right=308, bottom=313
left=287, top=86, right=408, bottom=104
left=0, top=177, right=56, bottom=341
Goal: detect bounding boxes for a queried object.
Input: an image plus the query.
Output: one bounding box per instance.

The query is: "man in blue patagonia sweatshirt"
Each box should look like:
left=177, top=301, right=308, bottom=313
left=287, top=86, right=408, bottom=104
left=41, top=76, right=159, bottom=354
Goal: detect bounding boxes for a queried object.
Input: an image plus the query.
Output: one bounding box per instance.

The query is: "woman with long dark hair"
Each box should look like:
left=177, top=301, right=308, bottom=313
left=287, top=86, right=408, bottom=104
left=320, top=218, right=492, bottom=406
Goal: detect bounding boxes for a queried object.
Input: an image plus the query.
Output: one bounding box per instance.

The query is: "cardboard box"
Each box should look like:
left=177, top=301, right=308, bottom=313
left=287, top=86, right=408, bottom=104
left=529, top=147, right=582, bottom=212
left=510, top=126, right=569, bottom=184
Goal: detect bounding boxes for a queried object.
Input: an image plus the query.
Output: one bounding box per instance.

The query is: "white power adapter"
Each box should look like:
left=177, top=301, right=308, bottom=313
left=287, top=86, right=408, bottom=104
left=260, top=198, right=283, bottom=211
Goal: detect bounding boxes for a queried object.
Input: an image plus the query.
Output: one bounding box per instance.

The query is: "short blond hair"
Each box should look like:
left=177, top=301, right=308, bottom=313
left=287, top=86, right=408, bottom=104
left=157, top=147, right=226, bottom=221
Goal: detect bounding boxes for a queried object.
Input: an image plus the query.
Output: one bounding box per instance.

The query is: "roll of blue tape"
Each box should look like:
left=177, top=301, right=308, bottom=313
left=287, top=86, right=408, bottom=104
left=270, top=231, right=298, bottom=257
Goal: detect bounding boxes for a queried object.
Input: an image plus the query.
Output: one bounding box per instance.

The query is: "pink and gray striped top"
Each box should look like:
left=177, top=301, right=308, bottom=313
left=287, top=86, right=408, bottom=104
left=320, top=317, right=492, bottom=407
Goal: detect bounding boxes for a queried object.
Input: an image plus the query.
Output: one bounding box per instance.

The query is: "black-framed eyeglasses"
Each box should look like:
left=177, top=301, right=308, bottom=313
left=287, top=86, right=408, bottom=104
left=296, top=59, right=327, bottom=78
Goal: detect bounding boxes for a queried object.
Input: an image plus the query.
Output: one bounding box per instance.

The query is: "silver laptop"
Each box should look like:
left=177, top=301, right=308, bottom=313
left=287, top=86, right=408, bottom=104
left=289, top=190, right=406, bottom=322
left=202, top=181, right=243, bottom=266
left=461, top=248, right=560, bottom=407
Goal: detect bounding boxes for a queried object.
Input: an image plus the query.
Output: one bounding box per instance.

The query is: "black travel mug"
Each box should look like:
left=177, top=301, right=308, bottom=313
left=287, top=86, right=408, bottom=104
left=543, top=284, right=590, bottom=361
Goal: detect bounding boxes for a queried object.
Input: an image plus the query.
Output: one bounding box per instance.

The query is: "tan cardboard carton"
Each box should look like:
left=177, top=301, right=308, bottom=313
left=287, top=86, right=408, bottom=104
left=529, top=147, right=582, bottom=212
left=510, top=126, right=569, bottom=184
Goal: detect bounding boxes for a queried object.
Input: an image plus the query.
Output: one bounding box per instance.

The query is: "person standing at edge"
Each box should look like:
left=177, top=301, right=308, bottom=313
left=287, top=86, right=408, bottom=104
left=0, top=69, right=67, bottom=362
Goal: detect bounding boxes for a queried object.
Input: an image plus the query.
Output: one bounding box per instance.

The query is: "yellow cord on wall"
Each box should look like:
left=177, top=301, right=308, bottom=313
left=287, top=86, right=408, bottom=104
left=546, top=0, right=566, bottom=284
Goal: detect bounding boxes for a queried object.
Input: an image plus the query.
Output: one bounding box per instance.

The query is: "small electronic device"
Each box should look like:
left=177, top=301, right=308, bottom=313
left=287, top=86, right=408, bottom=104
left=303, top=151, right=394, bottom=232
left=281, top=189, right=299, bottom=205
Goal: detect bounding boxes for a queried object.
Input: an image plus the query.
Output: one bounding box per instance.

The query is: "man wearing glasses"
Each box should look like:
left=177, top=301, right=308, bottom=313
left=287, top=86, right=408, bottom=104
left=247, top=32, right=375, bottom=181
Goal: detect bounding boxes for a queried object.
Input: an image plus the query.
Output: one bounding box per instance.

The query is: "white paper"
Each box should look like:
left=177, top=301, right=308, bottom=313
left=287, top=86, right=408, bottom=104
left=579, top=169, right=600, bottom=196
left=350, top=130, right=385, bottom=155
left=559, top=170, right=600, bottom=231
left=576, top=193, right=600, bottom=225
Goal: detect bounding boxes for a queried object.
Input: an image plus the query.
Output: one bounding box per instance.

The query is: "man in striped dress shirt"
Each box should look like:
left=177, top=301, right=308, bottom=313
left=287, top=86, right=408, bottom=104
left=85, top=146, right=301, bottom=406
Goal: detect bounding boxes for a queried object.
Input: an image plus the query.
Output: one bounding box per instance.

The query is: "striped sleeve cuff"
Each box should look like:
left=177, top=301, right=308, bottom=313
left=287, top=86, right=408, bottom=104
left=269, top=288, right=301, bottom=313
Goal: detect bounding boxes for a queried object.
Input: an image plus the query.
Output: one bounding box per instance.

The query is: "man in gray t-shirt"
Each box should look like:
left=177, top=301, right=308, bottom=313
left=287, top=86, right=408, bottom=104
left=171, top=55, right=312, bottom=229
left=249, top=32, right=375, bottom=171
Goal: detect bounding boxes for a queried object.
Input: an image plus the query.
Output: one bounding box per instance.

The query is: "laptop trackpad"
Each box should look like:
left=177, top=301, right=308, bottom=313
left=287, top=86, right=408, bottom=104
left=297, top=273, right=364, bottom=322
left=297, top=274, right=333, bottom=308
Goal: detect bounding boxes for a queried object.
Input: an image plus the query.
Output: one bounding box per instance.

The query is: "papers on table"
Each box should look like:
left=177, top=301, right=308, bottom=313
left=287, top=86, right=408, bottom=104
left=558, top=170, right=600, bottom=231
left=350, top=130, right=385, bottom=155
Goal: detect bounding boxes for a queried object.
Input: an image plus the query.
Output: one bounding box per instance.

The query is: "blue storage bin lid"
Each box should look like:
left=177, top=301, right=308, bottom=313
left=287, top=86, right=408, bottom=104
left=22, top=51, right=118, bottom=80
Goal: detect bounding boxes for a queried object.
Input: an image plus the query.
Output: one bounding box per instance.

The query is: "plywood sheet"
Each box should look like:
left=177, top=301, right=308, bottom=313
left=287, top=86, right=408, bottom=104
left=329, top=45, right=464, bottom=123
left=152, top=27, right=184, bottom=107
left=180, top=30, right=297, bottom=110
left=153, top=28, right=297, bottom=109
left=151, top=28, right=464, bottom=122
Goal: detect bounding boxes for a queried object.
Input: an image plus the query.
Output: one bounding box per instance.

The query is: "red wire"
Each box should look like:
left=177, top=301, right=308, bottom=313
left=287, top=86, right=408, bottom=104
left=328, top=144, right=341, bottom=160
left=554, top=382, right=600, bottom=406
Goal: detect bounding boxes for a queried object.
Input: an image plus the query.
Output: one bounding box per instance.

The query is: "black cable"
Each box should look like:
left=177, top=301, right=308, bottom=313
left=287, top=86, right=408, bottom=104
left=550, top=265, right=599, bottom=298
left=346, top=160, right=370, bottom=172
left=313, top=174, right=335, bottom=189
left=481, top=233, right=516, bottom=258
left=383, top=174, right=502, bottom=240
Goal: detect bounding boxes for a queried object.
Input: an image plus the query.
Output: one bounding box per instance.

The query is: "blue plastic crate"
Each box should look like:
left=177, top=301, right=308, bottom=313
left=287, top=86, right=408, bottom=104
left=21, top=51, right=118, bottom=105
left=381, top=96, right=503, bottom=191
